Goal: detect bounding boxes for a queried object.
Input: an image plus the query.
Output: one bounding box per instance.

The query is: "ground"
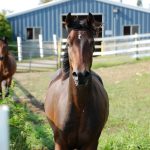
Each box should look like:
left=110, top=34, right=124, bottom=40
left=12, top=58, right=150, bottom=149
left=14, top=60, right=150, bottom=104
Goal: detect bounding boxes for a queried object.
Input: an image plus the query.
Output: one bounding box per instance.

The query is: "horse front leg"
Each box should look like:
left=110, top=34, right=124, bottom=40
left=5, top=77, right=12, bottom=97
left=0, top=81, right=2, bottom=99
left=81, top=140, right=98, bottom=150
left=54, top=137, right=68, bottom=150
left=55, top=142, right=63, bottom=150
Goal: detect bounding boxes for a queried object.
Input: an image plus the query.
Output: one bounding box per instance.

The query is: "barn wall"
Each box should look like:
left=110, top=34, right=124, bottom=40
left=7, top=0, right=150, bottom=41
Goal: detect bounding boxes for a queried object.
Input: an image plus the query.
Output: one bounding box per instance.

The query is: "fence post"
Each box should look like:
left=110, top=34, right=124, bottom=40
left=17, top=37, right=22, bottom=61
left=39, top=34, right=44, bottom=58
left=135, top=33, right=139, bottom=60
left=0, top=105, right=9, bottom=150
left=53, top=34, right=57, bottom=55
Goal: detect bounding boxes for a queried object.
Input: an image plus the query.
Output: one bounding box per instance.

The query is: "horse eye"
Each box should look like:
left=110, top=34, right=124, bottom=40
left=67, top=42, right=72, bottom=47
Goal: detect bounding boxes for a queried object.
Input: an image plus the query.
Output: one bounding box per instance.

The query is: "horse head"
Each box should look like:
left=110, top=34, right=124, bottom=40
left=65, top=13, right=97, bottom=86
left=0, top=37, right=9, bottom=60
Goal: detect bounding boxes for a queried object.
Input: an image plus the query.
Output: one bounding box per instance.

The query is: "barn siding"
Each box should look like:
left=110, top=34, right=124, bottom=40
left=7, top=0, right=150, bottom=41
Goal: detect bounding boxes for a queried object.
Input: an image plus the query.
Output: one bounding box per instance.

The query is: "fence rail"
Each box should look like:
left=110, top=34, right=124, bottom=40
left=8, top=33, right=150, bottom=71
left=94, top=33, right=150, bottom=59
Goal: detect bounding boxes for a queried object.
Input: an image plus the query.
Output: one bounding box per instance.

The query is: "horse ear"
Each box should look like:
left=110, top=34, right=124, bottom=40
left=65, top=12, right=73, bottom=31
left=87, top=13, right=95, bottom=26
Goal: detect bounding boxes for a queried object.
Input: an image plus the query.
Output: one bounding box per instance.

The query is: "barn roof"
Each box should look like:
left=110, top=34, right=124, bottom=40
left=7, top=0, right=150, bottom=18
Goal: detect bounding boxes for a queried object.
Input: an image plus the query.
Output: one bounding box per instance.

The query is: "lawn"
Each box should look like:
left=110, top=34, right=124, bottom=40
left=1, top=57, right=150, bottom=150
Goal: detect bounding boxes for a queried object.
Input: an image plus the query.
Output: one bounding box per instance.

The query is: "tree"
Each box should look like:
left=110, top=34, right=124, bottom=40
left=0, top=13, right=12, bottom=40
left=40, top=0, right=53, bottom=4
left=137, top=0, right=143, bottom=7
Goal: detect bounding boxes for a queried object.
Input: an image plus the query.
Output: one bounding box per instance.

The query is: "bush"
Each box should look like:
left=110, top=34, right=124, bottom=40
left=0, top=13, right=12, bottom=40
left=0, top=84, right=54, bottom=150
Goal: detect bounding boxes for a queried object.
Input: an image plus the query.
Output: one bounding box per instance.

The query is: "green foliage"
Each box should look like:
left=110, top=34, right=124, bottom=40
left=0, top=84, right=54, bottom=150
left=98, top=72, right=150, bottom=150
left=0, top=13, right=12, bottom=40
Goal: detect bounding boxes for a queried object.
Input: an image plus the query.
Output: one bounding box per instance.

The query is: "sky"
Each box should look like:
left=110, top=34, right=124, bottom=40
left=0, top=0, right=150, bottom=13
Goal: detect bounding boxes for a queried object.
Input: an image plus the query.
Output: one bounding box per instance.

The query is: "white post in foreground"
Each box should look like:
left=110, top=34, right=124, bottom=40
left=53, top=34, right=57, bottom=55
left=0, top=105, right=9, bottom=150
left=39, top=34, right=44, bottom=58
left=17, top=37, right=22, bottom=61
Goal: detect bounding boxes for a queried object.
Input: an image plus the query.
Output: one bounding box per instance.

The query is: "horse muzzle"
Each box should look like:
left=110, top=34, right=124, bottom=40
left=0, top=55, right=4, bottom=61
left=72, top=71, right=91, bottom=86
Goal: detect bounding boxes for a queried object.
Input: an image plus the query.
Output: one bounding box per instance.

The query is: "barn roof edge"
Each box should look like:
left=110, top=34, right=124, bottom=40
left=7, top=0, right=150, bottom=18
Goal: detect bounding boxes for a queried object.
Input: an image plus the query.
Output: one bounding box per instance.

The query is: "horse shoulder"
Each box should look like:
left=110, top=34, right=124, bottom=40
left=91, top=70, right=103, bottom=85
left=45, top=69, right=69, bottom=128
left=91, top=73, right=109, bottom=123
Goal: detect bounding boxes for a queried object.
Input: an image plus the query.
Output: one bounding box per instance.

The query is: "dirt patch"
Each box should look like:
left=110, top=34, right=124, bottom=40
left=95, top=61, right=150, bottom=84
left=13, top=60, right=150, bottom=114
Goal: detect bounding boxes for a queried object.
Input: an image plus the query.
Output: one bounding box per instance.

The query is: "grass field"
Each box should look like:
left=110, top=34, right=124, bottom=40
left=1, top=57, right=150, bottom=149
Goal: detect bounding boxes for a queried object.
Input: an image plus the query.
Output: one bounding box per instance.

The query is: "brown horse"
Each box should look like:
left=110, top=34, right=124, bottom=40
left=45, top=13, right=109, bottom=150
left=0, top=37, right=16, bottom=99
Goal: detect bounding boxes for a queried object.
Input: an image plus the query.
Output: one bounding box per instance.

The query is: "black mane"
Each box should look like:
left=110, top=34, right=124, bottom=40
left=62, top=46, right=70, bottom=80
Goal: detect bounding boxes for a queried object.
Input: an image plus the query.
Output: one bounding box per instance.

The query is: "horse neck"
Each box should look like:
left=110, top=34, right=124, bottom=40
left=68, top=73, right=91, bottom=111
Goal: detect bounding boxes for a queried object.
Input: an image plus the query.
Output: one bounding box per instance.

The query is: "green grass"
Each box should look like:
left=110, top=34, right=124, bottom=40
left=2, top=58, right=150, bottom=149
left=92, top=55, right=150, bottom=69
left=98, top=73, right=150, bottom=150
left=0, top=88, right=54, bottom=150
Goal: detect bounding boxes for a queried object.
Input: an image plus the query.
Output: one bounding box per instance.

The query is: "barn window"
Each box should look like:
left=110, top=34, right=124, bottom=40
left=123, top=26, right=130, bottom=35
left=123, top=25, right=139, bottom=35
left=26, top=27, right=41, bottom=40
left=132, top=26, right=139, bottom=34
left=27, top=28, right=33, bottom=39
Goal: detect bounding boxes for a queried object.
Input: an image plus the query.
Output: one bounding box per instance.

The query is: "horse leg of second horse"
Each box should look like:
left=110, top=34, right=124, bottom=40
left=0, top=81, right=2, bottom=99
left=5, top=77, right=12, bottom=97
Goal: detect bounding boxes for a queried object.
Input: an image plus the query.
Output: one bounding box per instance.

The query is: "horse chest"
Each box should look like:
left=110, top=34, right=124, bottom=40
left=62, top=106, right=101, bottom=146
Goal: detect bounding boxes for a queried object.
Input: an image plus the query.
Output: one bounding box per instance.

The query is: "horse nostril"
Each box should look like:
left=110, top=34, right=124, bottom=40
left=72, top=72, right=78, bottom=77
left=84, top=71, right=90, bottom=78
left=73, top=71, right=90, bottom=78
left=72, top=71, right=90, bottom=86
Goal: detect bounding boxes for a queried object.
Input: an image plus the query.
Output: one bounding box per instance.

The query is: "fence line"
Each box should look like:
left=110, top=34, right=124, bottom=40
left=61, top=33, right=150, bottom=58
left=8, top=33, right=150, bottom=71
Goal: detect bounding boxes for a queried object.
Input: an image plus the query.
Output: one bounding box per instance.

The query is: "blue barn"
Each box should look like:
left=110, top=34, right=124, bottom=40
left=7, top=0, right=150, bottom=41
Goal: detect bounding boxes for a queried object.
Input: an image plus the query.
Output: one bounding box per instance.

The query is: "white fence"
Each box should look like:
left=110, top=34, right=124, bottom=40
left=94, top=33, right=150, bottom=59
left=10, top=34, right=59, bottom=71
left=0, top=105, right=9, bottom=150
left=8, top=33, right=150, bottom=71
left=16, top=34, right=57, bottom=62
left=61, top=33, right=150, bottom=59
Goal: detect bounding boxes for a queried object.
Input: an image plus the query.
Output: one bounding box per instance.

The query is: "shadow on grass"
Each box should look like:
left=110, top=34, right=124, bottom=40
left=11, top=80, right=54, bottom=150
left=14, top=79, right=44, bottom=111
